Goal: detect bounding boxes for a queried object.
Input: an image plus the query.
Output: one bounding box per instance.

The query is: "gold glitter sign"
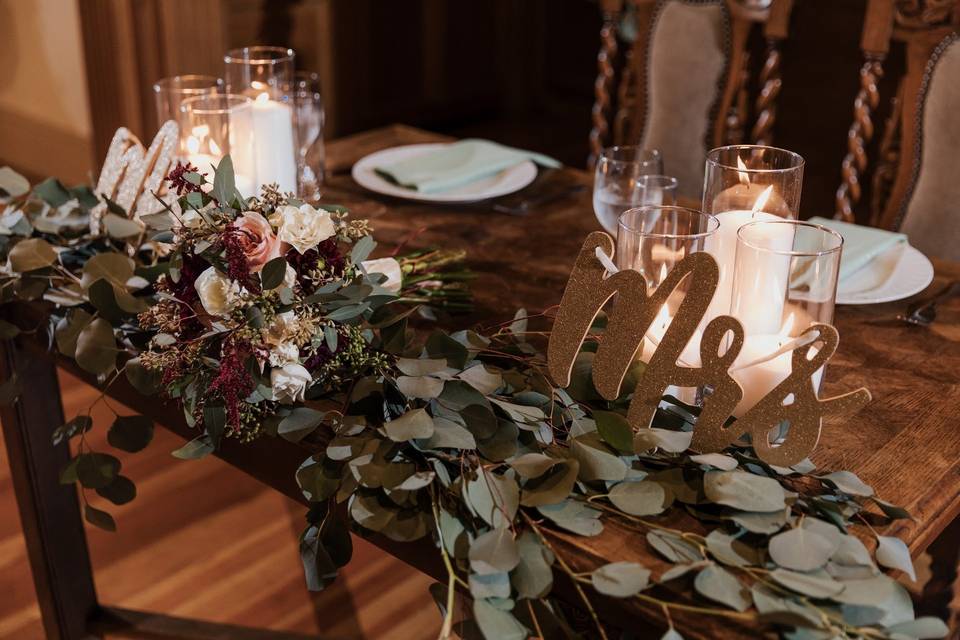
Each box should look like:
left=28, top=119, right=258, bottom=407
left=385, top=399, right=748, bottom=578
left=89, top=120, right=179, bottom=234
left=548, top=231, right=871, bottom=466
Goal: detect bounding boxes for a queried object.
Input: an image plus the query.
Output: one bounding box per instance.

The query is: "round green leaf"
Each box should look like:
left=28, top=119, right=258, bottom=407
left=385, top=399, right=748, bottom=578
left=75, top=318, right=117, bottom=375
left=594, top=410, right=633, bottom=453
left=384, top=408, right=434, bottom=441
left=591, top=561, right=650, bottom=597
left=107, top=415, right=154, bottom=452
left=694, top=564, right=751, bottom=612
left=770, top=568, right=844, bottom=598
left=96, top=475, right=137, bottom=505
left=609, top=480, right=670, bottom=516
left=469, top=525, right=521, bottom=575
left=769, top=527, right=839, bottom=572
left=9, top=238, right=57, bottom=272
left=703, top=470, right=786, bottom=513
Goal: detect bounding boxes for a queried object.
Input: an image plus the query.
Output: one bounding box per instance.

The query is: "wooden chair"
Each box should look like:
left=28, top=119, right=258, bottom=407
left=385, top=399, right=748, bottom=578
left=835, top=0, right=960, bottom=260
left=588, top=0, right=796, bottom=200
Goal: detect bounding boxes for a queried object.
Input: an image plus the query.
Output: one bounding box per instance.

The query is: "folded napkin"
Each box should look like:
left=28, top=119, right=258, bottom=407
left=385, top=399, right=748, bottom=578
left=807, top=216, right=907, bottom=281
left=375, top=139, right=560, bottom=193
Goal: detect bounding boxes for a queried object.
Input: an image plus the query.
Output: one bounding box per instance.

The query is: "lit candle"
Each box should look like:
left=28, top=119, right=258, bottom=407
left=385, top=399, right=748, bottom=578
left=704, top=184, right=794, bottom=331
left=729, top=313, right=824, bottom=417
left=251, top=92, right=298, bottom=194
left=639, top=298, right=702, bottom=404
left=185, top=131, right=256, bottom=197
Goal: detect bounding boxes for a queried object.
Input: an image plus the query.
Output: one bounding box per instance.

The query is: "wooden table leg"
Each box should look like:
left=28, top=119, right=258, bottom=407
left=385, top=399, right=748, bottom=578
left=917, top=514, right=960, bottom=625
left=0, top=340, right=98, bottom=639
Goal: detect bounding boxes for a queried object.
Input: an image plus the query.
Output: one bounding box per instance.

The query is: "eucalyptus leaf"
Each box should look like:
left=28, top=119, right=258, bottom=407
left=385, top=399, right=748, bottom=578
left=570, top=433, right=627, bottom=482
left=634, top=427, right=693, bottom=453
left=84, top=504, right=117, bottom=532
left=609, top=480, right=670, bottom=516
left=519, top=459, right=579, bottom=508
left=469, top=525, right=521, bottom=575
left=397, top=357, right=448, bottom=376
left=473, top=599, right=527, bottom=640
left=464, top=469, right=518, bottom=528
left=278, top=407, right=327, bottom=442
left=875, top=535, right=916, bottom=581
left=75, top=452, right=121, bottom=489
left=694, top=564, right=751, bottom=612
left=52, top=415, right=93, bottom=446
left=384, top=408, right=434, bottom=441
left=591, top=561, right=650, bottom=597
left=75, top=318, right=117, bottom=375
left=819, top=470, right=874, bottom=497
left=770, top=568, right=844, bottom=598
left=0, top=166, right=30, bottom=197
left=689, top=453, right=738, bottom=470
left=9, top=238, right=57, bottom=272
left=96, top=475, right=137, bottom=506
left=457, top=363, right=503, bottom=395
left=511, top=531, right=554, bottom=598
left=703, top=470, right=786, bottom=513
left=508, top=453, right=558, bottom=479
left=470, top=572, right=512, bottom=599
left=647, top=530, right=703, bottom=564
left=421, top=416, right=476, bottom=450
left=397, top=375, right=444, bottom=399
left=704, top=529, right=762, bottom=567
left=537, top=500, right=603, bottom=537
left=769, top=527, right=839, bottom=572
left=107, top=415, right=154, bottom=452
left=594, top=410, right=634, bottom=453
left=885, top=617, right=950, bottom=639
left=172, top=436, right=215, bottom=460
left=102, top=212, right=142, bottom=239
left=260, top=256, right=288, bottom=290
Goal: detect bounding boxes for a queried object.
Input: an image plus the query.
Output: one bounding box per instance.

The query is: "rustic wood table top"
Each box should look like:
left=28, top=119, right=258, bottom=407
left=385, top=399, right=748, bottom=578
left=55, top=124, right=960, bottom=638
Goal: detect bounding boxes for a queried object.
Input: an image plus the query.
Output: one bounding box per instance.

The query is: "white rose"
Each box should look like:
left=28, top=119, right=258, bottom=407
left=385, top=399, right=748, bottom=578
left=270, top=362, right=311, bottom=403
left=362, top=257, right=403, bottom=293
left=275, top=204, right=335, bottom=254
left=269, top=341, right=300, bottom=367
left=195, top=266, right=242, bottom=317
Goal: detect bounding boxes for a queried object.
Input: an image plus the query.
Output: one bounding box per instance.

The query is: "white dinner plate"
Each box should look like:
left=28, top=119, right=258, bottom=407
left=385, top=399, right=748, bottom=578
left=836, top=243, right=934, bottom=305
left=351, top=143, right=538, bottom=203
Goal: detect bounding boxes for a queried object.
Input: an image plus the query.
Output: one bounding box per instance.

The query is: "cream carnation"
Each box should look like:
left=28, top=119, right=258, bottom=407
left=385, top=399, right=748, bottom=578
left=270, top=362, right=311, bottom=403
left=274, top=204, right=335, bottom=254
left=194, top=267, right=243, bottom=317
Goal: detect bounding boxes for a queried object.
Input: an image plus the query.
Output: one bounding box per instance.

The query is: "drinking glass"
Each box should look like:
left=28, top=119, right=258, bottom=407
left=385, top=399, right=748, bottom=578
left=223, top=46, right=299, bottom=195
left=152, top=75, right=223, bottom=153
left=634, top=175, right=678, bottom=208
left=293, top=71, right=326, bottom=200
left=701, top=144, right=805, bottom=322
left=729, top=220, right=843, bottom=417
left=617, top=206, right=719, bottom=402
left=179, top=94, right=257, bottom=197
left=592, top=146, right=663, bottom=234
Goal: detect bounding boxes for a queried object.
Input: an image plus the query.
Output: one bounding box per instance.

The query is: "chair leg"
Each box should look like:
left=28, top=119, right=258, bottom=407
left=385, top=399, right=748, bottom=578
left=835, top=56, right=885, bottom=223
left=917, top=516, right=960, bottom=626
left=0, top=341, right=98, bottom=640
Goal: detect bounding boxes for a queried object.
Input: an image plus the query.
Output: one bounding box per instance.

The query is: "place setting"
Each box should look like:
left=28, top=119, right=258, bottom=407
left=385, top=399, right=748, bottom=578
left=1, top=6, right=959, bottom=640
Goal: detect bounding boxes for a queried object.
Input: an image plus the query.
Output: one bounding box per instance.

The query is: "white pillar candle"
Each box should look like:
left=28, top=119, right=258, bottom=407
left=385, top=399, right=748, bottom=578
left=729, top=333, right=824, bottom=418
left=639, top=304, right=702, bottom=404
left=251, top=93, right=298, bottom=195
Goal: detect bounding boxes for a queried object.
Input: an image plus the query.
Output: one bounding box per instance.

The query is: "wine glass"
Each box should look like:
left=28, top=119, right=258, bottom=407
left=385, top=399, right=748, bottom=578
left=592, top=146, right=664, bottom=234
left=293, top=71, right=326, bottom=200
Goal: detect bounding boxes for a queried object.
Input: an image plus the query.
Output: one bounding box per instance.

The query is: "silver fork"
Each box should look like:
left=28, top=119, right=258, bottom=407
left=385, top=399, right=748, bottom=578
left=898, top=280, right=960, bottom=326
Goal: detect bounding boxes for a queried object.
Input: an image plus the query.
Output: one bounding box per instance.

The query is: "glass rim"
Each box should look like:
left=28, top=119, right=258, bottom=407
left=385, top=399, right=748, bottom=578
left=224, top=46, right=296, bottom=65
left=180, top=93, right=253, bottom=115
left=598, top=145, right=662, bottom=165
left=635, top=174, right=679, bottom=188
left=153, top=75, right=223, bottom=93
left=737, top=220, right=844, bottom=257
left=706, top=144, right=805, bottom=174
left=618, top=205, right=720, bottom=240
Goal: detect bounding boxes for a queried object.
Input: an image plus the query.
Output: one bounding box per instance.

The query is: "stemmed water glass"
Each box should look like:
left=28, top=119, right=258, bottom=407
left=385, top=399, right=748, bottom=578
left=592, top=146, right=665, bottom=234
left=293, top=71, right=326, bottom=200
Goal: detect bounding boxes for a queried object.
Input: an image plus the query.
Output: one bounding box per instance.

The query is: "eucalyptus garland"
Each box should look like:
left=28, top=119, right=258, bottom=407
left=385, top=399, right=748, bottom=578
left=0, top=162, right=947, bottom=640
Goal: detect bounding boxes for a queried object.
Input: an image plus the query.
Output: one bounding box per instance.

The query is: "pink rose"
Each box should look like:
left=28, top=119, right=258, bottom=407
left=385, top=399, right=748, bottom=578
left=231, top=212, right=284, bottom=272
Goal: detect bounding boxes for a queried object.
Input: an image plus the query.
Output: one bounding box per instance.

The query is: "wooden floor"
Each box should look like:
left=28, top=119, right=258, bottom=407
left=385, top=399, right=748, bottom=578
left=0, top=370, right=438, bottom=640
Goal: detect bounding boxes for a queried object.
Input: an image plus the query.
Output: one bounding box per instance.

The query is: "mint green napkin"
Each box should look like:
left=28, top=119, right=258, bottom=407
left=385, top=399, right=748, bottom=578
left=808, top=216, right=907, bottom=281
left=375, top=139, right=560, bottom=193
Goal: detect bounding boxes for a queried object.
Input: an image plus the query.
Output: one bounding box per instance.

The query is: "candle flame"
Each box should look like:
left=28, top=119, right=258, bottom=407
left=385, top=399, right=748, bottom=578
left=658, top=262, right=668, bottom=284
left=737, top=156, right=750, bottom=185
left=750, top=185, right=774, bottom=216
left=654, top=302, right=671, bottom=331
left=209, top=139, right=222, bottom=156
left=186, top=135, right=200, bottom=155
left=256, top=92, right=270, bottom=104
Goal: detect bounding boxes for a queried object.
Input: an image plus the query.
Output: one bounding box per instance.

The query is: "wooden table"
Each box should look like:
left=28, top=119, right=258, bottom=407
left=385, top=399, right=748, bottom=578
left=3, top=125, right=959, bottom=639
